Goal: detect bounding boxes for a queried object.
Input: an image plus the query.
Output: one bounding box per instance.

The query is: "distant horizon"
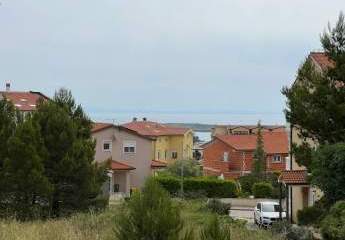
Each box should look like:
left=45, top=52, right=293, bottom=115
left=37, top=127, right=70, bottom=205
left=88, top=110, right=286, bottom=126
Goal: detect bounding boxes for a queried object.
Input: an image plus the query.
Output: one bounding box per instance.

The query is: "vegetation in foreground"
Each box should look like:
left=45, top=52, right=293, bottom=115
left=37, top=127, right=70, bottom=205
left=0, top=201, right=283, bottom=240
left=0, top=180, right=282, bottom=240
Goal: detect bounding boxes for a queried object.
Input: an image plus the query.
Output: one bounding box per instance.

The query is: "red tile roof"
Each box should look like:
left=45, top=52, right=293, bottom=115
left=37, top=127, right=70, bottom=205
left=92, top=122, right=114, bottom=133
left=110, top=161, right=135, bottom=171
left=279, top=170, right=308, bottom=185
left=310, top=52, right=335, bottom=70
left=0, top=91, right=49, bottom=111
left=215, top=132, right=288, bottom=154
left=151, top=160, right=167, bottom=169
left=122, top=121, right=190, bottom=137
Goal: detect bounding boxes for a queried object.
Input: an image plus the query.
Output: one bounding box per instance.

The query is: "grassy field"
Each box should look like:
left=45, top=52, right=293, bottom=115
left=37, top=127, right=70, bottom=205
left=0, top=200, right=283, bottom=240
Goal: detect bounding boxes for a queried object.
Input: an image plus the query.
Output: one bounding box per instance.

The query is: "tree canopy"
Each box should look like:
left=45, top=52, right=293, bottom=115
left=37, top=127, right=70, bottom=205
left=282, top=12, right=345, bottom=203
left=0, top=89, right=107, bottom=220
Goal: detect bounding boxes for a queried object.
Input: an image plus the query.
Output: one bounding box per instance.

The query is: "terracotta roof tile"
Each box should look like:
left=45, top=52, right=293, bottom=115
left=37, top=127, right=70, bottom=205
left=151, top=160, right=167, bottom=169
left=310, top=52, right=335, bottom=70
left=0, top=91, right=49, bottom=111
left=279, top=170, right=308, bottom=185
left=92, top=122, right=114, bottom=133
left=110, top=161, right=135, bottom=171
left=122, top=121, right=190, bottom=137
left=215, top=132, right=288, bottom=154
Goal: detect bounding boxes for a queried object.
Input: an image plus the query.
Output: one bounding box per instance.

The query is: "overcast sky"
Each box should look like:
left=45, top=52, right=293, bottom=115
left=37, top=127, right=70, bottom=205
left=0, top=1, right=344, bottom=124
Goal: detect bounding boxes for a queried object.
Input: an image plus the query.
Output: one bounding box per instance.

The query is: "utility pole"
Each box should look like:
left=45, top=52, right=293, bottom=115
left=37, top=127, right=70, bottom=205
left=180, top=159, right=184, bottom=198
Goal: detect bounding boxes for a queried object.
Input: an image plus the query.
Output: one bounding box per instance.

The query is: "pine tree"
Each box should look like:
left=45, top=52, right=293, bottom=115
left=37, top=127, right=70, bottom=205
left=0, top=98, right=20, bottom=169
left=1, top=118, right=52, bottom=220
left=252, top=121, right=266, bottom=177
left=282, top=12, right=345, bottom=203
left=33, top=89, right=106, bottom=217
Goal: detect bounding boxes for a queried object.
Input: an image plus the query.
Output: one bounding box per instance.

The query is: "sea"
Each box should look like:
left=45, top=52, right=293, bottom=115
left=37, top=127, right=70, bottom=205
left=89, top=111, right=286, bottom=143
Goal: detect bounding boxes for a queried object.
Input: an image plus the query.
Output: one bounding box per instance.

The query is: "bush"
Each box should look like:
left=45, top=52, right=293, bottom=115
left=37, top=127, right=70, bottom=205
left=252, top=182, right=273, bottom=198
left=166, top=159, right=202, bottom=177
left=321, top=201, right=345, bottom=240
left=297, top=205, right=324, bottom=226
left=238, top=174, right=259, bottom=195
left=155, top=176, right=238, bottom=198
left=114, top=178, right=185, bottom=240
left=238, top=172, right=283, bottom=198
left=206, top=199, right=231, bottom=215
left=286, top=226, right=313, bottom=240
left=271, top=220, right=312, bottom=240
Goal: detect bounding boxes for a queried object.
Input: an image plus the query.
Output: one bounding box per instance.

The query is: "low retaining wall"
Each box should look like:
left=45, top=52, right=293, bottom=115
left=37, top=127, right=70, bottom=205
left=220, top=198, right=286, bottom=209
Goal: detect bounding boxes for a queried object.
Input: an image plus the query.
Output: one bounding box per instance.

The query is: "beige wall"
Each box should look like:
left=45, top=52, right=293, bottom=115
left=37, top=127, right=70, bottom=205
left=92, top=127, right=154, bottom=189
left=211, top=126, right=228, bottom=136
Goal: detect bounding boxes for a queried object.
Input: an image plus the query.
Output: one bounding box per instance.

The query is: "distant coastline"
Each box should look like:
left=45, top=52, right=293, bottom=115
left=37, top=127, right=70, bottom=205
left=166, top=123, right=215, bottom=132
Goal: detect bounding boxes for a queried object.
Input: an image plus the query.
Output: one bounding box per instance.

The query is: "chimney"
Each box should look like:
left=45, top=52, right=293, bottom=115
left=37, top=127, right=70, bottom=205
left=132, top=117, right=137, bottom=122
left=143, top=117, right=147, bottom=121
left=5, top=81, right=10, bottom=91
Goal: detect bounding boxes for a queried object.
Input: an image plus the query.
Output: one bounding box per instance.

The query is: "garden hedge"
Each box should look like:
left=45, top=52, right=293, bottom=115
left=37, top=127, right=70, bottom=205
left=252, top=182, right=273, bottom=198
left=155, top=176, right=238, bottom=198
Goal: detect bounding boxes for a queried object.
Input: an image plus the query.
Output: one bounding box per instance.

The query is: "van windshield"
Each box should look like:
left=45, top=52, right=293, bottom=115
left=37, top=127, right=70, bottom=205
left=262, top=204, right=281, bottom=212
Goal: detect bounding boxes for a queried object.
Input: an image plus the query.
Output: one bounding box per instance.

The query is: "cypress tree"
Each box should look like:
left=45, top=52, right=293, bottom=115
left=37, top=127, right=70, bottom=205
left=252, top=121, right=266, bottom=177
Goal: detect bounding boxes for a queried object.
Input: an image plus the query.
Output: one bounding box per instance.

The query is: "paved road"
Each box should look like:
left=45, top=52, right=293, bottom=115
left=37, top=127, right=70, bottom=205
left=229, top=207, right=258, bottom=230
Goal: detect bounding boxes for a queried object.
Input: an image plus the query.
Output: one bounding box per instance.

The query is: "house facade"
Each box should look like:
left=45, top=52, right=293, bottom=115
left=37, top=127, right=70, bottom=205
left=92, top=123, right=166, bottom=198
left=212, top=124, right=286, bottom=137
left=280, top=52, right=330, bottom=223
left=203, top=132, right=289, bottom=179
left=122, top=119, right=194, bottom=163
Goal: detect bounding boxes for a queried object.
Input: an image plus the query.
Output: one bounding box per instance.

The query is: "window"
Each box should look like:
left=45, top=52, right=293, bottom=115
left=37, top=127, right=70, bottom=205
left=123, top=140, right=136, bottom=154
left=223, top=152, right=229, bottom=162
left=157, top=151, right=161, bottom=160
left=172, top=151, right=178, bottom=159
left=103, top=140, right=112, bottom=152
left=272, top=155, right=282, bottom=163
left=257, top=203, right=261, bottom=211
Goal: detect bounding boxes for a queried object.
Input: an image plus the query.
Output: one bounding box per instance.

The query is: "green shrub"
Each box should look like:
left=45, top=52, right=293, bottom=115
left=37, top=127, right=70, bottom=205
left=114, top=178, right=185, bottom=240
left=321, top=201, right=345, bottom=240
left=238, top=175, right=259, bottom=195
left=252, top=182, right=273, bottom=198
left=286, top=226, right=313, bottom=240
left=237, top=173, right=283, bottom=198
left=166, top=159, right=202, bottom=177
left=271, top=220, right=312, bottom=240
left=206, top=199, right=231, bottom=215
left=297, top=205, right=324, bottom=226
left=155, top=176, right=238, bottom=198
left=154, top=176, right=181, bottom=196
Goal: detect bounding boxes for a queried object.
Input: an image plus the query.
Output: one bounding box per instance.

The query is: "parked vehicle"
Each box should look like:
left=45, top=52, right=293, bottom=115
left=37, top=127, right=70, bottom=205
left=254, top=201, right=286, bottom=227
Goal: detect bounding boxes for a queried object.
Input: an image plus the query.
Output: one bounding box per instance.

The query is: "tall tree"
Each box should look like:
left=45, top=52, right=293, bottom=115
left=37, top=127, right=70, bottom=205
left=0, top=98, right=20, bottom=168
left=1, top=118, right=52, bottom=220
left=33, top=89, right=106, bottom=217
left=282, top=12, right=345, bottom=202
left=252, top=121, right=266, bottom=177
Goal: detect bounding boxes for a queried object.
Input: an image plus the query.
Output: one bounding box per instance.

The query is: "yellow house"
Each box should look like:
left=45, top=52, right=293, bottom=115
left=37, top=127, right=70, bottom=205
left=122, top=119, right=194, bottom=163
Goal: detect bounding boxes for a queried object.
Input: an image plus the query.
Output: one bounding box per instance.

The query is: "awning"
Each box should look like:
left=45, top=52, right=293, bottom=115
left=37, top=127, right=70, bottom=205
left=110, top=160, right=135, bottom=171
left=151, top=160, right=167, bottom=169
left=279, top=170, right=308, bottom=185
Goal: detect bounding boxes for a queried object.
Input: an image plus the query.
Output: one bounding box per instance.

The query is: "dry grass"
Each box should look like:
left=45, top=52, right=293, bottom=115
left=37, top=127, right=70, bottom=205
left=0, top=200, right=283, bottom=240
